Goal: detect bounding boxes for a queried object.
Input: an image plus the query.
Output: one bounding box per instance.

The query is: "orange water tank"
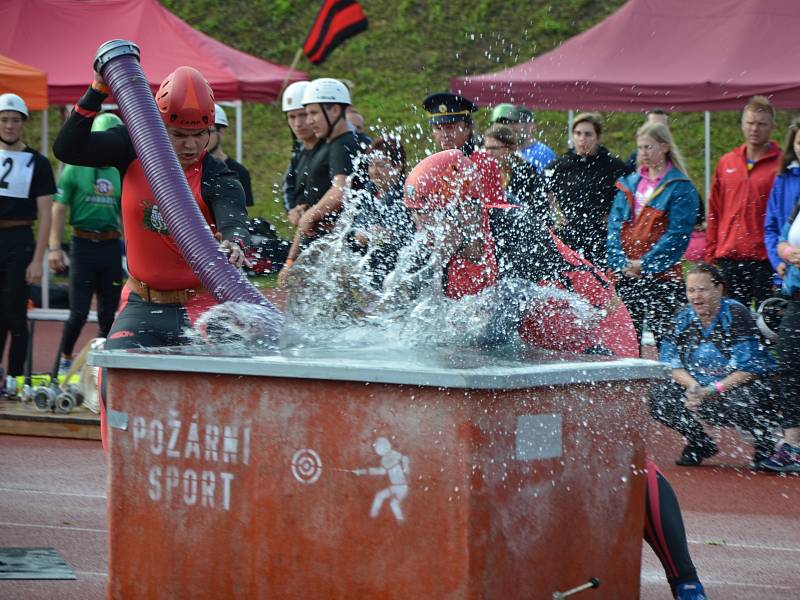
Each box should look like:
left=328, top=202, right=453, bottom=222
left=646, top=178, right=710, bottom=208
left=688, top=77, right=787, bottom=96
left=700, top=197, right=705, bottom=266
left=95, top=348, right=664, bottom=599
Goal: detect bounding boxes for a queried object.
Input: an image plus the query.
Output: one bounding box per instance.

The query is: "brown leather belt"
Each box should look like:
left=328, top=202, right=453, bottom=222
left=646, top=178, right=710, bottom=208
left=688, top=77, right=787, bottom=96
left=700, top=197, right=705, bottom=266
left=73, top=228, right=121, bottom=242
left=0, top=219, right=34, bottom=229
left=126, top=275, right=206, bottom=304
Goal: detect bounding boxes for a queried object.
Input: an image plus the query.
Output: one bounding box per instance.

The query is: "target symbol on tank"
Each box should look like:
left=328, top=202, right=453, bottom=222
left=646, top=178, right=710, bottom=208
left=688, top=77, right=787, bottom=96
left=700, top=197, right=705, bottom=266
left=291, top=448, right=323, bottom=484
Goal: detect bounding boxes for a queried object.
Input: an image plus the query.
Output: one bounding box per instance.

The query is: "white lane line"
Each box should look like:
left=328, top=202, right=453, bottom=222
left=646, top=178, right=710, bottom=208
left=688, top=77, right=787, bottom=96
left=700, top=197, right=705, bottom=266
left=689, top=539, right=800, bottom=553
left=641, top=570, right=795, bottom=590
left=0, top=521, right=107, bottom=533
left=0, top=486, right=106, bottom=499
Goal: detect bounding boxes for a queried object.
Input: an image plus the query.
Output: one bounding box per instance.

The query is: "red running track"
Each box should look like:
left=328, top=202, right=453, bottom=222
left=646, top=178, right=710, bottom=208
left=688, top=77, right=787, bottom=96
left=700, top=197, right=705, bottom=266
left=2, top=422, right=798, bottom=598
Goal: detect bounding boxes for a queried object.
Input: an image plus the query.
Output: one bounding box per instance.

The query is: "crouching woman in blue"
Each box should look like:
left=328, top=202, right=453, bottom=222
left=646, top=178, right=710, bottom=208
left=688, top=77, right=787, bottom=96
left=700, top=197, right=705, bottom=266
left=651, top=263, right=777, bottom=467
left=607, top=122, right=699, bottom=350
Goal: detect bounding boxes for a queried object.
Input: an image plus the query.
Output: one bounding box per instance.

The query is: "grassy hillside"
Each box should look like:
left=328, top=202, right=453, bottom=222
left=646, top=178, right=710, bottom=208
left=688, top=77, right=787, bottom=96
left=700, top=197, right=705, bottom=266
left=42, top=1, right=799, bottom=238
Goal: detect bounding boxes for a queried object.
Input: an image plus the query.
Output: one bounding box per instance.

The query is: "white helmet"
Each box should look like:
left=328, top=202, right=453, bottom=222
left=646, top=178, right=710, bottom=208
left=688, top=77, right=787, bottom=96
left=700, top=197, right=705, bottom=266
left=0, top=93, right=29, bottom=119
left=214, top=104, right=228, bottom=128
left=756, top=297, right=787, bottom=341
left=282, top=81, right=309, bottom=112
left=301, top=78, right=351, bottom=106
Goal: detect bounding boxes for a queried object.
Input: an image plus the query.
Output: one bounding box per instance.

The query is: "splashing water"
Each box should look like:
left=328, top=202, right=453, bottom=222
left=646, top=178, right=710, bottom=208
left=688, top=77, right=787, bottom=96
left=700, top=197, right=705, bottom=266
left=188, top=157, right=601, bottom=354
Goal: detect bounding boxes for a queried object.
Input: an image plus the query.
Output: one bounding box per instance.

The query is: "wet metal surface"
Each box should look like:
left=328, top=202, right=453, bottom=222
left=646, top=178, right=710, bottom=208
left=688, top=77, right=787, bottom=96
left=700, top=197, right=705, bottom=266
left=90, top=344, right=669, bottom=389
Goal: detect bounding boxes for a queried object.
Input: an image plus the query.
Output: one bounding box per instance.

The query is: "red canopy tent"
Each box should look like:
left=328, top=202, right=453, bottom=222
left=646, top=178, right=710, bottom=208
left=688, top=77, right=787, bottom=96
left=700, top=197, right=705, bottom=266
left=0, top=0, right=304, bottom=104
left=452, top=0, right=800, bottom=112
left=0, top=54, right=48, bottom=111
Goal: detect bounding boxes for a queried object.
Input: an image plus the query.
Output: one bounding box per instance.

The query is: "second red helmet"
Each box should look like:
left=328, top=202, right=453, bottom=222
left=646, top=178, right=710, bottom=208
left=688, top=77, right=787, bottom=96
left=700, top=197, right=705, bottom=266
left=404, top=149, right=480, bottom=211
left=156, top=66, right=215, bottom=130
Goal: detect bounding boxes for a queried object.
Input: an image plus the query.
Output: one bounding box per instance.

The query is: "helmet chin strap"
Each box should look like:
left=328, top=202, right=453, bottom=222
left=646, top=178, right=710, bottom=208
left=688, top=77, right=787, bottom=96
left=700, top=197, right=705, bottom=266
left=0, top=135, right=20, bottom=146
left=321, top=105, right=344, bottom=140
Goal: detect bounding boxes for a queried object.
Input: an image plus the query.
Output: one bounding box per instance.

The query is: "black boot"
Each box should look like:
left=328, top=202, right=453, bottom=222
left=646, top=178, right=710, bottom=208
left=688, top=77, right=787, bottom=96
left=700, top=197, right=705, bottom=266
left=676, top=436, right=719, bottom=466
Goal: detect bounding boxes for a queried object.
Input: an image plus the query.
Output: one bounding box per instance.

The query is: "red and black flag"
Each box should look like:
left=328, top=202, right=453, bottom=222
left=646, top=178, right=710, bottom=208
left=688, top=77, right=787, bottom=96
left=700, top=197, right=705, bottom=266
left=303, top=0, right=368, bottom=65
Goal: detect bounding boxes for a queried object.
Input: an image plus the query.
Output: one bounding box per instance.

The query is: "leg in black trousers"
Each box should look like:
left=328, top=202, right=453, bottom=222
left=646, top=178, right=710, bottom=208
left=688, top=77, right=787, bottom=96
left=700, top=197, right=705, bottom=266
left=775, top=298, right=800, bottom=430
left=92, top=239, right=123, bottom=338
left=617, top=276, right=684, bottom=349
left=60, top=238, right=124, bottom=357
left=0, top=229, right=34, bottom=376
left=716, top=259, right=775, bottom=308
left=650, top=380, right=713, bottom=448
left=644, top=460, right=704, bottom=598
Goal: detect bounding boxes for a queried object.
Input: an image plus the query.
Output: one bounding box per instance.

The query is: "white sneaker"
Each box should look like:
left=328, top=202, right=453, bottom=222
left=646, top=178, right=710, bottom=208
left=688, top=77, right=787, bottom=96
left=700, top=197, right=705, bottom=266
left=58, top=357, right=72, bottom=377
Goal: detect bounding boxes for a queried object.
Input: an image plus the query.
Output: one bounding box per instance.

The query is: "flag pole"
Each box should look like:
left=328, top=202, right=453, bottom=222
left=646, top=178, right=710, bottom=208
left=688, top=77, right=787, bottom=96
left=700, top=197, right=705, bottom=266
left=280, top=47, right=305, bottom=96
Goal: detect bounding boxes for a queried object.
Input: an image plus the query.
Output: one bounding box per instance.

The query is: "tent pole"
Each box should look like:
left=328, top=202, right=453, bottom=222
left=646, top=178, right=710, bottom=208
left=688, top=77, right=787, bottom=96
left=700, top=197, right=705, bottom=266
left=235, top=100, right=243, bottom=163
left=40, top=108, right=51, bottom=309
left=567, top=110, right=574, bottom=148
left=40, top=109, right=48, bottom=155
left=704, top=111, right=711, bottom=202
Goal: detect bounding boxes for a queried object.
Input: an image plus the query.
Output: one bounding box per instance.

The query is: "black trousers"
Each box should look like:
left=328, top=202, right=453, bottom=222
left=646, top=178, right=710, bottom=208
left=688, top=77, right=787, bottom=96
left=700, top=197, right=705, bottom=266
left=644, top=461, right=698, bottom=596
left=775, top=297, right=800, bottom=429
left=650, top=379, right=777, bottom=449
left=59, top=237, right=123, bottom=356
left=104, top=287, right=216, bottom=351
left=715, top=259, right=775, bottom=308
left=616, top=276, right=683, bottom=349
left=0, top=227, right=34, bottom=376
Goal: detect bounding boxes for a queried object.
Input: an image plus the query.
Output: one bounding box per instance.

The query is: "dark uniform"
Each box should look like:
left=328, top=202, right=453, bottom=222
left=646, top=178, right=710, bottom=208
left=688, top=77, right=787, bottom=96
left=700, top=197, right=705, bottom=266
left=0, top=146, right=56, bottom=375
left=224, top=157, right=253, bottom=207
left=285, top=141, right=330, bottom=211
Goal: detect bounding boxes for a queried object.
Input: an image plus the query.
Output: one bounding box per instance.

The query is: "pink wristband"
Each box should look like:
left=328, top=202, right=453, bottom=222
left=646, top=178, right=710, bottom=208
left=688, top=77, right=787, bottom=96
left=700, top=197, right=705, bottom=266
left=780, top=244, right=797, bottom=261
left=714, top=381, right=725, bottom=395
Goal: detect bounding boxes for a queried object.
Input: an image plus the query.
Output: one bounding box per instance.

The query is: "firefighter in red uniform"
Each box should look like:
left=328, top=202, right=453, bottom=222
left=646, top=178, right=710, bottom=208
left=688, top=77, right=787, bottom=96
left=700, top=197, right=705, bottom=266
left=53, top=66, right=250, bottom=351
left=403, top=150, right=707, bottom=600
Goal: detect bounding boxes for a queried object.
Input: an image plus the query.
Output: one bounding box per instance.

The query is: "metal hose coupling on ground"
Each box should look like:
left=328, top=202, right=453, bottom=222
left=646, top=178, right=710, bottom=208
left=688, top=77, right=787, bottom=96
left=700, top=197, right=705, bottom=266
left=92, top=40, right=283, bottom=341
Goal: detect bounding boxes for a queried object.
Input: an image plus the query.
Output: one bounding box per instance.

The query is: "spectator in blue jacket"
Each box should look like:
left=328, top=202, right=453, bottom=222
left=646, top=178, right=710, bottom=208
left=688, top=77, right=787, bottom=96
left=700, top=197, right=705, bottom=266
left=501, top=107, right=556, bottom=174
left=651, top=263, right=777, bottom=468
left=764, top=121, right=800, bottom=286
left=607, top=122, right=699, bottom=349
left=759, top=208, right=800, bottom=473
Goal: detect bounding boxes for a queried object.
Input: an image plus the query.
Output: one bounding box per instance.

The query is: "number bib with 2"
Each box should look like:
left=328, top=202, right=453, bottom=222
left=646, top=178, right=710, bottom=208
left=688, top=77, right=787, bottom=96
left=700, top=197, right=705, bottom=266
left=0, top=149, right=35, bottom=199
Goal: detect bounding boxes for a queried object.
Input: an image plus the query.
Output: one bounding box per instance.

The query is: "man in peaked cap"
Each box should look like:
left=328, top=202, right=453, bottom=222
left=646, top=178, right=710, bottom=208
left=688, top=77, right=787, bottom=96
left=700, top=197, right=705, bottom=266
left=422, top=92, right=504, bottom=206
left=423, top=92, right=480, bottom=155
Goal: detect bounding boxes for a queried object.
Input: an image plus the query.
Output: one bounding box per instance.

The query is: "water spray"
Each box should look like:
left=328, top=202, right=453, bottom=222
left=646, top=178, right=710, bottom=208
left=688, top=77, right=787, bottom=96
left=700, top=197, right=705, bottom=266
left=92, top=40, right=283, bottom=341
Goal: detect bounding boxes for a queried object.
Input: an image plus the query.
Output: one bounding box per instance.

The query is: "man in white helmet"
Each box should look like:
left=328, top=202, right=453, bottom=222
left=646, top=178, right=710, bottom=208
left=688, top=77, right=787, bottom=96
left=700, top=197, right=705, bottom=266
left=279, top=78, right=363, bottom=286
left=0, top=93, right=55, bottom=377
left=208, top=104, right=254, bottom=206
left=280, top=81, right=328, bottom=228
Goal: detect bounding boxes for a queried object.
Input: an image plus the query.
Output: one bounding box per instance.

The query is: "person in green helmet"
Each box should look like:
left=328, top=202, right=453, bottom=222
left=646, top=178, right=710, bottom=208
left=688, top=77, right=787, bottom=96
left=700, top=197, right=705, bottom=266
left=489, top=103, right=515, bottom=124
left=49, top=112, right=124, bottom=374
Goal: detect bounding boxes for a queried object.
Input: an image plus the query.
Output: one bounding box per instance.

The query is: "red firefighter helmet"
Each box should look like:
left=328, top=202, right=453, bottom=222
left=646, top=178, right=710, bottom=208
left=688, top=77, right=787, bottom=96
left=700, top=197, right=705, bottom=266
left=404, top=149, right=481, bottom=211
left=156, top=66, right=215, bottom=130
